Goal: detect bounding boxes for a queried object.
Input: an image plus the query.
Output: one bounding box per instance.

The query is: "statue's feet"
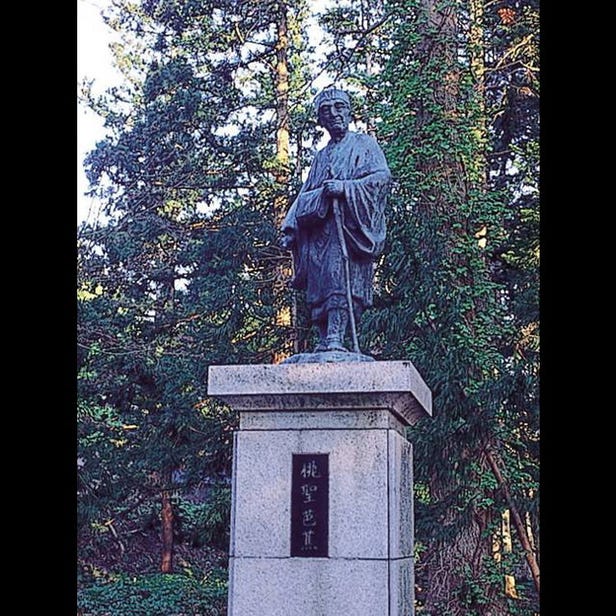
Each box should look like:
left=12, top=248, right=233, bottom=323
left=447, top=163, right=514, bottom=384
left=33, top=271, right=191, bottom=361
left=325, top=337, right=349, bottom=352
left=313, top=339, right=349, bottom=353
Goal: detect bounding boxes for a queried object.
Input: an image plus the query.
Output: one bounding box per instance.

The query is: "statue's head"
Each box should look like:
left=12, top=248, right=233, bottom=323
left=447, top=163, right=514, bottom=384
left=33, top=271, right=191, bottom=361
left=314, top=88, right=352, bottom=137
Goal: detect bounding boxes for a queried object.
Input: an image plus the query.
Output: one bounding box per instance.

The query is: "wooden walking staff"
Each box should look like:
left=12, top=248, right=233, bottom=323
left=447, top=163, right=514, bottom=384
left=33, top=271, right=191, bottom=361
left=332, top=195, right=361, bottom=354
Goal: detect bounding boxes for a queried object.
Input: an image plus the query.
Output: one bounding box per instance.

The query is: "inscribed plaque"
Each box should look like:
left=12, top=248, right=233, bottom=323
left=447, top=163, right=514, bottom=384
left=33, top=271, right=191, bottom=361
left=291, top=454, right=329, bottom=557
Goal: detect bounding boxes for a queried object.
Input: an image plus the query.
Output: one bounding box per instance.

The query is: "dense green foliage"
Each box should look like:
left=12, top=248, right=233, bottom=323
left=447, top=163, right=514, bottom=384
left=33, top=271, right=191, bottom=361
left=78, top=570, right=227, bottom=615
left=78, top=1, right=539, bottom=614
left=314, top=2, right=539, bottom=613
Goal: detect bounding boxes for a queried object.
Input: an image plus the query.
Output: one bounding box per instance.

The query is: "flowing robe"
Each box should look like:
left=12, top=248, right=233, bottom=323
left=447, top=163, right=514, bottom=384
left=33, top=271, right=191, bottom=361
left=282, top=131, right=391, bottom=322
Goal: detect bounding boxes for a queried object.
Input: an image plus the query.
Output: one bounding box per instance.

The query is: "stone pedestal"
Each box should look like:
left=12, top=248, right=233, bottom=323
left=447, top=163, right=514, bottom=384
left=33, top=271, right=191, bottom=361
left=207, top=360, right=432, bottom=616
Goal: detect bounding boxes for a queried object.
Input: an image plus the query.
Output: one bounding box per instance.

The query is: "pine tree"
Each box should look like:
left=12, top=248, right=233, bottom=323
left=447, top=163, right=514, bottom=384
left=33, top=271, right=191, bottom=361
left=78, top=0, right=313, bottom=573
left=343, top=0, right=540, bottom=612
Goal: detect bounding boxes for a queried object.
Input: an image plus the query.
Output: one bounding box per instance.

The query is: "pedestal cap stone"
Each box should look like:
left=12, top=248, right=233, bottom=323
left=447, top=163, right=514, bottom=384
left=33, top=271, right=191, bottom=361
left=208, top=359, right=432, bottom=426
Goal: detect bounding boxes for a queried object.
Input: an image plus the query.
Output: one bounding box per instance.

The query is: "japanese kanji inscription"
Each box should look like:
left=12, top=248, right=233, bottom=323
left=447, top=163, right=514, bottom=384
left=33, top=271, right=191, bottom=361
left=291, top=454, right=329, bottom=557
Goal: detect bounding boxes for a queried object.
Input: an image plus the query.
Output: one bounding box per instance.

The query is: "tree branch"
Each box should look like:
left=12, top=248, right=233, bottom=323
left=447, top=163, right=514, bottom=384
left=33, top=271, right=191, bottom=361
left=484, top=447, right=540, bottom=594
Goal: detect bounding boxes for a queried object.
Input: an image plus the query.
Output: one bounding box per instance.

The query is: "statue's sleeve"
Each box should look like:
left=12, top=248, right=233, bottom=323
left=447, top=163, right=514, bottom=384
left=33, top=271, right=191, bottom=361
left=341, top=136, right=391, bottom=258
left=280, top=151, right=329, bottom=291
left=281, top=153, right=328, bottom=233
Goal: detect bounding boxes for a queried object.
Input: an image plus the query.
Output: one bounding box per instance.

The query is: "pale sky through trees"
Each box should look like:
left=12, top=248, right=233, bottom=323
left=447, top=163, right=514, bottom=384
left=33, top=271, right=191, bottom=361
left=77, top=0, right=124, bottom=225
left=77, top=0, right=333, bottom=225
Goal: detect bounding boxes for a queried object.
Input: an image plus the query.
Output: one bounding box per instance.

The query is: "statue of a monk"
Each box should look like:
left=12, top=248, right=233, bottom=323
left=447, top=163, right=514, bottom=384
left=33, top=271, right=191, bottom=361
left=281, top=88, right=391, bottom=357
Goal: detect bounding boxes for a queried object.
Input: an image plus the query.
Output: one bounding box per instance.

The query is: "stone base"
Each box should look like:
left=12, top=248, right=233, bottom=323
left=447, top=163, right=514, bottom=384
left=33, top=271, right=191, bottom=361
left=207, top=361, right=432, bottom=616
left=229, top=557, right=414, bottom=616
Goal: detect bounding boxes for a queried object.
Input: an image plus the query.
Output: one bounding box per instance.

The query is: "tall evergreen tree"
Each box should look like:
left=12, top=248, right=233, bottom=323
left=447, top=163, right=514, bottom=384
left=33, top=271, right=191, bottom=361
left=313, top=0, right=540, bottom=612
left=78, top=0, right=313, bottom=573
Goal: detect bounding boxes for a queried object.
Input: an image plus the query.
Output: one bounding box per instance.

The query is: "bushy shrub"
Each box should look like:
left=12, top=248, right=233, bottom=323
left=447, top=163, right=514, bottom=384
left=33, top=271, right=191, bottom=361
left=77, top=571, right=227, bottom=616
left=175, top=485, right=231, bottom=551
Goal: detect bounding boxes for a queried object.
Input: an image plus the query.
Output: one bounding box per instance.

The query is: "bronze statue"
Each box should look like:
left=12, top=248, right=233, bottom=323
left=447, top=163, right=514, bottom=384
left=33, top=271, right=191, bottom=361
left=281, top=88, right=391, bottom=361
